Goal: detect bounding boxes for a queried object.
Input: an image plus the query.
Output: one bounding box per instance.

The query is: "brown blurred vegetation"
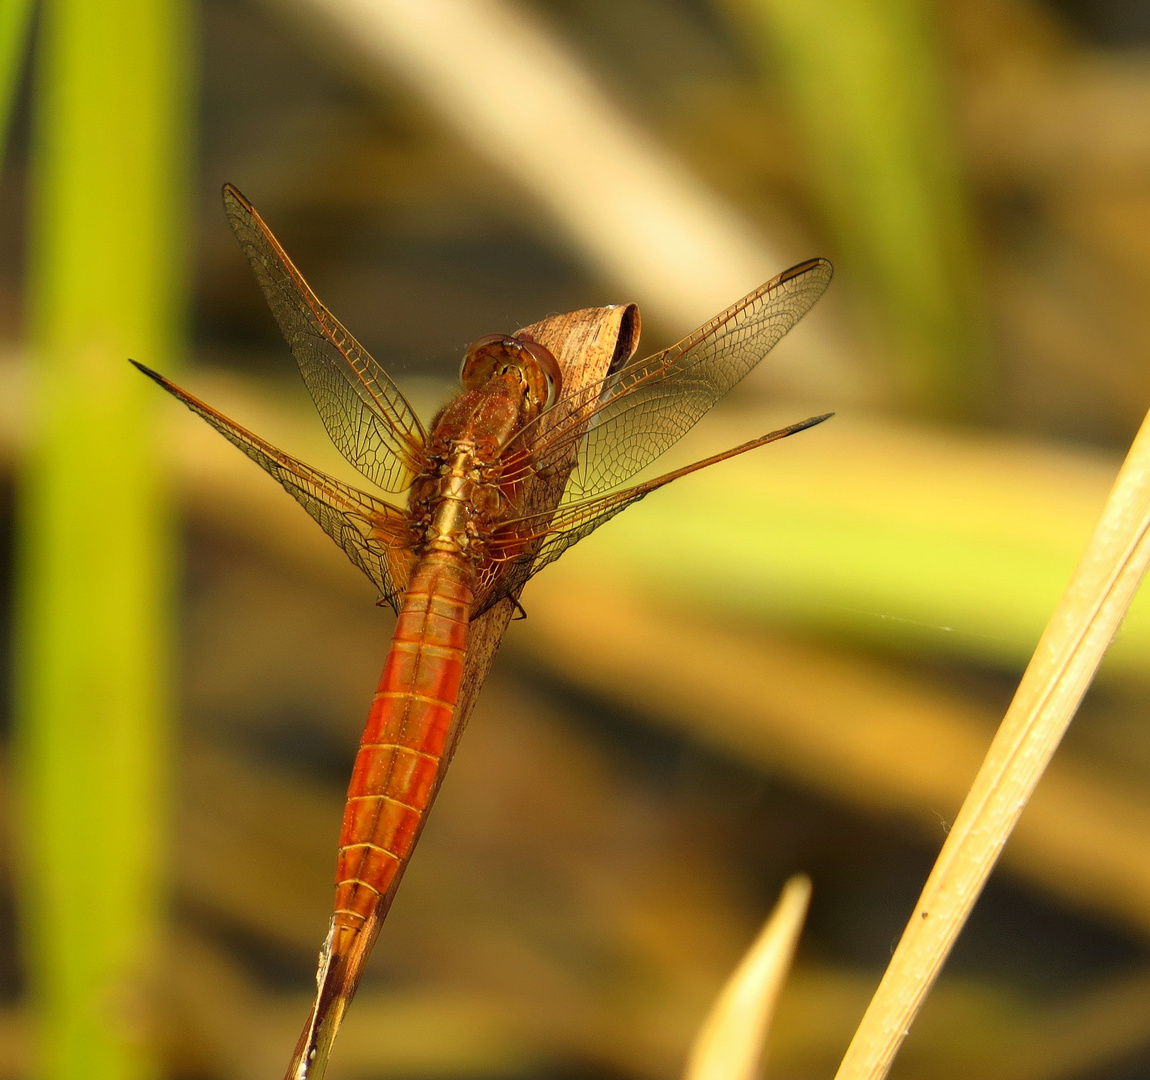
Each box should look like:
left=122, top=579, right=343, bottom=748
left=5, top=1, right=1150, bottom=1078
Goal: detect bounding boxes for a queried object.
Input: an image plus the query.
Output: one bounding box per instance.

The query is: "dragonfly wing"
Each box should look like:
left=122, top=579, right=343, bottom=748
left=223, top=185, right=427, bottom=493
left=134, top=362, right=413, bottom=613
left=483, top=414, right=832, bottom=609
left=517, top=259, right=832, bottom=501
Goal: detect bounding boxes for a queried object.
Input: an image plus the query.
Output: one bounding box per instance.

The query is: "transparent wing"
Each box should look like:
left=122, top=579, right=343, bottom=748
left=480, top=414, right=832, bottom=612
left=134, top=362, right=414, bottom=613
left=223, top=185, right=427, bottom=493
left=508, top=259, right=832, bottom=501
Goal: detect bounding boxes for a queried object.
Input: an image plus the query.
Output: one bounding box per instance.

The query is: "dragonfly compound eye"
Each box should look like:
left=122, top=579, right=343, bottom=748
left=519, top=338, right=562, bottom=410
left=460, top=334, right=562, bottom=413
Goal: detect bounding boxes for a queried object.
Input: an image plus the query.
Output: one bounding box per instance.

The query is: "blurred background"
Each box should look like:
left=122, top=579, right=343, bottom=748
left=3, top=0, right=1150, bottom=1078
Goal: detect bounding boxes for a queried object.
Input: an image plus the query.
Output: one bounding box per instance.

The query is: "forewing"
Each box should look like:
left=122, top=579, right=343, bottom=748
left=223, top=185, right=427, bottom=493
left=482, top=414, right=832, bottom=611
left=519, top=259, right=832, bottom=500
left=477, top=485, right=648, bottom=613
left=134, top=362, right=413, bottom=613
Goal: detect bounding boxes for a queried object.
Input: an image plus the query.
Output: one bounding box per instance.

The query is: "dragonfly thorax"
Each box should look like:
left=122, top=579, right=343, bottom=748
left=410, top=373, right=537, bottom=559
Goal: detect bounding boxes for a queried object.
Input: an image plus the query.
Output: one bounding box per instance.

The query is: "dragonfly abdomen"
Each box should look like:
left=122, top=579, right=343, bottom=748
left=333, top=551, right=475, bottom=930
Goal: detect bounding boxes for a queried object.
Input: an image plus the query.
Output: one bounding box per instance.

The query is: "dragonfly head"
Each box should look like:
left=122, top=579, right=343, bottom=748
left=460, top=333, right=562, bottom=419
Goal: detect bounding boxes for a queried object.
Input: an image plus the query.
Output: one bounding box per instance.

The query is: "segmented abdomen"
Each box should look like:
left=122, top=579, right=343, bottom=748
left=333, top=550, right=474, bottom=929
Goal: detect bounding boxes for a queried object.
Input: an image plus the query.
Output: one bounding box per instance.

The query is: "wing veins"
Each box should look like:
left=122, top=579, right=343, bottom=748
left=504, top=259, right=832, bottom=502
left=223, top=185, right=427, bottom=493
left=133, top=361, right=411, bottom=611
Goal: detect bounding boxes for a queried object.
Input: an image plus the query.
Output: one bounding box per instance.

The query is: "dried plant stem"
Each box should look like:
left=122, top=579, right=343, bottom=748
left=835, top=406, right=1150, bottom=1080
left=684, top=876, right=810, bottom=1080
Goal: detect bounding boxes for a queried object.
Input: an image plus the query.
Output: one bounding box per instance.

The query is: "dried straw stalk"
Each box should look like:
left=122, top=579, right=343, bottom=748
left=684, top=876, right=811, bottom=1080
left=835, top=405, right=1150, bottom=1080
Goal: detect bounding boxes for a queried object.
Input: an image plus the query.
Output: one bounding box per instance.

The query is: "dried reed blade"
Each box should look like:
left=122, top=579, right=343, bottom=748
left=835, top=406, right=1150, bottom=1080
left=684, top=875, right=811, bottom=1080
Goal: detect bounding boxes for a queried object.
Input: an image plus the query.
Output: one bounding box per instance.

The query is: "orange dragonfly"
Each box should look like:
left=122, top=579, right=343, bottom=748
left=135, top=185, right=832, bottom=1080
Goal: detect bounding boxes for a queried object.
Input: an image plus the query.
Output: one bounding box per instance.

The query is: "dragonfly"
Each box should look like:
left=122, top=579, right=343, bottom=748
left=134, top=185, right=833, bottom=1080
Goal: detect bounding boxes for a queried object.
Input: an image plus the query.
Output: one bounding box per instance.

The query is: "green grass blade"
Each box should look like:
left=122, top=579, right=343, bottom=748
left=14, top=1, right=190, bottom=1077
left=739, top=0, right=988, bottom=419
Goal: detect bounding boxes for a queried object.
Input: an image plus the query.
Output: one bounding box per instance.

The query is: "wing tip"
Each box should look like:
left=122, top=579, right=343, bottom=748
left=788, top=411, right=835, bottom=435
left=221, top=182, right=252, bottom=213
left=779, top=257, right=833, bottom=285
left=128, top=358, right=169, bottom=387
